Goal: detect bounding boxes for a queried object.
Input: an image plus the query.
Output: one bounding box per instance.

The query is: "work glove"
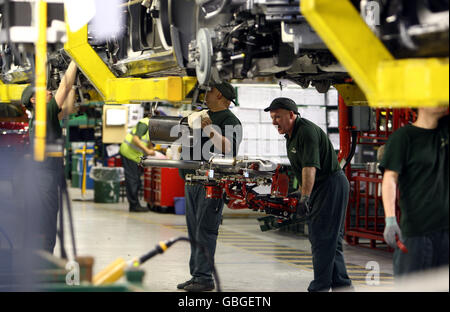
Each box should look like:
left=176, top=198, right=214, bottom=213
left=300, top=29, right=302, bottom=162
left=295, top=195, right=311, bottom=219
left=288, top=190, right=302, bottom=199
left=383, top=216, right=403, bottom=249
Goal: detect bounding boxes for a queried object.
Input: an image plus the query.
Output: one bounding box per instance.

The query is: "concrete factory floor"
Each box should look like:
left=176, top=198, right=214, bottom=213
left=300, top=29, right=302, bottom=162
left=56, top=187, right=405, bottom=293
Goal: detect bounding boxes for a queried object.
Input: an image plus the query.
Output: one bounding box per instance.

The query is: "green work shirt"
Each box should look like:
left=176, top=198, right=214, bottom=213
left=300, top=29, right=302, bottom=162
left=29, top=97, right=62, bottom=142
left=179, top=109, right=242, bottom=180
left=286, top=117, right=341, bottom=190
left=379, top=117, right=449, bottom=237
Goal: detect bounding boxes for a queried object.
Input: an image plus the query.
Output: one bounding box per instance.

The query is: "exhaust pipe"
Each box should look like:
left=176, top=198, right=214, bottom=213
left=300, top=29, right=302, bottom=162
left=141, top=159, right=204, bottom=170
left=147, top=116, right=193, bottom=145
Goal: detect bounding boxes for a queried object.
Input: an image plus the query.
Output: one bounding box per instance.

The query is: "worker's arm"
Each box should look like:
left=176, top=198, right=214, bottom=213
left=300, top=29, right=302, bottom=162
left=208, top=127, right=232, bottom=154
left=293, top=166, right=316, bottom=218
left=381, top=169, right=398, bottom=218
left=54, top=60, right=78, bottom=109
left=381, top=169, right=403, bottom=248
left=132, top=135, right=155, bottom=156
left=57, top=88, right=77, bottom=120
left=301, top=166, right=316, bottom=196
left=202, top=118, right=232, bottom=154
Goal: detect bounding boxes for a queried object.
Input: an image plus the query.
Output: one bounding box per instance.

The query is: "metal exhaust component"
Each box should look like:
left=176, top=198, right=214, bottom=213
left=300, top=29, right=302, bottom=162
left=148, top=116, right=193, bottom=146
left=238, top=159, right=278, bottom=172
left=209, top=156, right=236, bottom=167
left=141, top=159, right=204, bottom=170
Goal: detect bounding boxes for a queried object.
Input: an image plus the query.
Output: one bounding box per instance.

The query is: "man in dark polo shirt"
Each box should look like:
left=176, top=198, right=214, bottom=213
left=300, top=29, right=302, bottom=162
left=177, top=81, right=242, bottom=292
left=264, top=97, right=352, bottom=292
left=380, top=107, right=448, bottom=280
left=21, top=60, right=78, bottom=253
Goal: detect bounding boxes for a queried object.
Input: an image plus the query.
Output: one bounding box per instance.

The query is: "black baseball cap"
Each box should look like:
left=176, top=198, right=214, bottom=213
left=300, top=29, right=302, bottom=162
left=264, top=97, right=299, bottom=114
left=213, top=81, right=236, bottom=103
left=21, top=85, right=35, bottom=109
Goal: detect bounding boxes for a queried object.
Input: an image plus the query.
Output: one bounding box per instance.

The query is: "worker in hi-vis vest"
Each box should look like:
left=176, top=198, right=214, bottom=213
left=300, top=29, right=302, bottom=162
left=119, top=117, right=155, bottom=212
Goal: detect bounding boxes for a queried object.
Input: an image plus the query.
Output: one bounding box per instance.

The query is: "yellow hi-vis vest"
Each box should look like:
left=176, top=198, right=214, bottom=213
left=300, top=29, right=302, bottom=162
left=119, top=117, right=151, bottom=163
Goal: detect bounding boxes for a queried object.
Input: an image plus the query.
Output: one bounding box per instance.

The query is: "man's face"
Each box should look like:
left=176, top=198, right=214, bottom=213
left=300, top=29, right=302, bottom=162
left=205, top=87, right=220, bottom=107
left=30, top=90, right=53, bottom=108
left=270, top=108, right=296, bottom=135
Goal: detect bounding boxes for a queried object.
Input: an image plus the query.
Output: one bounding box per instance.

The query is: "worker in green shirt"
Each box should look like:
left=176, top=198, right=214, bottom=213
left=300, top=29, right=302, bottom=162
left=21, top=60, right=78, bottom=253
left=380, top=107, right=449, bottom=280
left=177, top=81, right=242, bottom=292
left=119, top=116, right=156, bottom=212
left=264, top=97, right=352, bottom=292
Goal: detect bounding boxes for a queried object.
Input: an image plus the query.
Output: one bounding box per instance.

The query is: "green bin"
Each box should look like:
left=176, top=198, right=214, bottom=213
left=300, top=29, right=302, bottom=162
left=90, top=167, right=124, bottom=203
left=94, top=180, right=120, bottom=203
left=71, top=171, right=81, bottom=188
left=71, top=155, right=80, bottom=187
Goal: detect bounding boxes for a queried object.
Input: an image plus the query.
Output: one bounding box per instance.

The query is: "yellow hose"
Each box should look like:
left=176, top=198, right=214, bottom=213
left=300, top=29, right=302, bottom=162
left=93, top=257, right=138, bottom=286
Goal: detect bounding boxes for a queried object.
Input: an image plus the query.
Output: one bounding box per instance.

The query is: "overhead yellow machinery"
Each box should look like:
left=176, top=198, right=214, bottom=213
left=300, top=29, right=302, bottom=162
left=25, top=1, right=197, bottom=161
left=0, top=81, right=29, bottom=103
left=301, top=0, right=449, bottom=108
left=63, top=23, right=196, bottom=105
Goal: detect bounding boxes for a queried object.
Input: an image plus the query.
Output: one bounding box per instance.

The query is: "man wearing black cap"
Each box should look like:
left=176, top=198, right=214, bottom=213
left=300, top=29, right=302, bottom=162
left=21, top=60, right=78, bottom=254
left=265, top=97, right=352, bottom=292
left=178, top=81, right=242, bottom=292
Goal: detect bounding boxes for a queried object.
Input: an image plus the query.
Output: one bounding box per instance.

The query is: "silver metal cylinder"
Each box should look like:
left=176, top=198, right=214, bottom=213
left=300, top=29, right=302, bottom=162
left=209, top=156, right=236, bottom=167
left=147, top=116, right=192, bottom=145
left=141, top=159, right=204, bottom=170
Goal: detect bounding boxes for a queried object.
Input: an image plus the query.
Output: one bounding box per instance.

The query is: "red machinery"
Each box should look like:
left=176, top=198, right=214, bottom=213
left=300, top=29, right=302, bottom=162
left=201, top=164, right=300, bottom=231
left=205, top=165, right=295, bottom=212
left=338, top=94, right=416, bottom=250
left=141, top=158, right=301, bottom=230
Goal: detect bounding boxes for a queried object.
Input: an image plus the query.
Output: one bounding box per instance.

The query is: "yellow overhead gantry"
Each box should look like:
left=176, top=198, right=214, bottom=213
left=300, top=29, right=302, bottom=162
left=301, top=0, right=449, bottom=108
left=0, top=81, right=28, bottom=103
left=63, top=23, right=196, bottom=104
left=29, top=4, right=197, bottom=161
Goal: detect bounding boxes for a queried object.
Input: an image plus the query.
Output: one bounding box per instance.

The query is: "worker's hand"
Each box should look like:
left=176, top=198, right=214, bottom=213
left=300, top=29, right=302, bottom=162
left=383, top=216, right=403, bottom=249
left=145, top=148, right=156, bottom=156
left=201, top=116, right=212, bottom=129
left=295, top=195, right=311, bottom=218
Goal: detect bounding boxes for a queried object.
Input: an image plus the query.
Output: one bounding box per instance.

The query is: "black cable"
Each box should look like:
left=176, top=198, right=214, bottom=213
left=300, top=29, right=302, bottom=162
left=342, top=130, right=358, bottom=171
left=138, top=236, right=222, bottom=292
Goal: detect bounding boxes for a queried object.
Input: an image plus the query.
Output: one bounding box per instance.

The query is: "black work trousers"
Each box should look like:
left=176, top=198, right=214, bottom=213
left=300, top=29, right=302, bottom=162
left=307, top=170, right=352, bottom=292
left=185, top=184, right=224, bottom=284
left=120, top=154, right=143, bottom=210
left=393, top=229, right=449, bottom=279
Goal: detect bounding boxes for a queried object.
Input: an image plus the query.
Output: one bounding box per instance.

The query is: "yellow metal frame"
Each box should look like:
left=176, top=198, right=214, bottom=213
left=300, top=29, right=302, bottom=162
left=34, top=0, right=48, bottom=161
left=64, top=23, right=197, bottom=104
left=0, top=81, right=29, bottom=102
left=301, top=0, right=449, bottom=108
left=334, top=84, right=368, bottom=106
